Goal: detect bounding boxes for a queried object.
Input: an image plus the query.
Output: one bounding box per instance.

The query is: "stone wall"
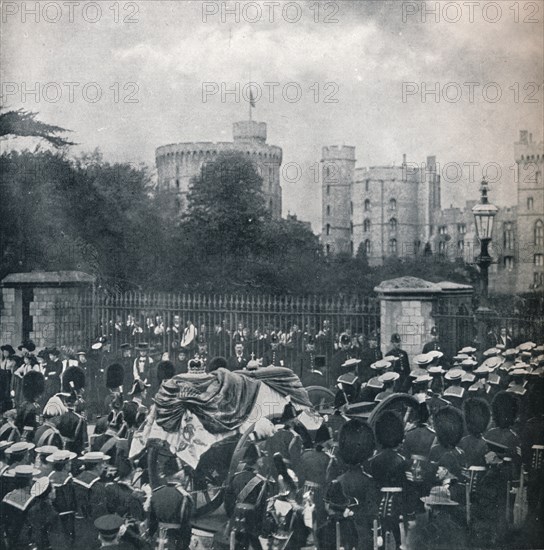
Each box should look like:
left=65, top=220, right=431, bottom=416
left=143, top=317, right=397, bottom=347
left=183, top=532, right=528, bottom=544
left=0, top=287, right=21, bottom=345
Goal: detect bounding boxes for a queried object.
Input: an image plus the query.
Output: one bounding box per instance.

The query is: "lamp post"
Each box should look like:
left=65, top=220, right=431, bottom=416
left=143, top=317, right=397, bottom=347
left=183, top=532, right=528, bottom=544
left=472, top=180, right=498, bottom=352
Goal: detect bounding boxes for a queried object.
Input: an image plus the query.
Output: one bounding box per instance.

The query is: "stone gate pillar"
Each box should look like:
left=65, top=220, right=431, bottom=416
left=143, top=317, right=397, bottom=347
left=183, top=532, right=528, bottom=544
left=0, top=271, right=95, bottom=349
left=374, top=277, right=443, bottom=363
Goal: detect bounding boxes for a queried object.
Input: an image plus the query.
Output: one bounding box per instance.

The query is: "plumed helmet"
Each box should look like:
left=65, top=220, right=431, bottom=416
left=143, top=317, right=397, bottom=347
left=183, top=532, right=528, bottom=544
left=22, top=371, right=45, bottom=401
left=62, top=366, right=85, bottom=393
left=157, top=360, right=175, bottom=383
left=338, top=419, right=375, bottom=465
left=374, top=410, right=404, bottom=449
left=43, top=395, right=68, bottom=418
left=463, top=398, right=491, bottom=436
left=106, top=363, right=124, bottom=390
left=491, top=391, right=519, bottom=429
left=433, top=406, right=464, bottom=449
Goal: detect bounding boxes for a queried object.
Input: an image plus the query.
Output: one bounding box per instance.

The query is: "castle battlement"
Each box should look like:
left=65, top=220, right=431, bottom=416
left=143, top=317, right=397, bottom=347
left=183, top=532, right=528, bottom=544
left=514, top=130, right=544, bottom=162
left=321, top=145, right=356, bottom=162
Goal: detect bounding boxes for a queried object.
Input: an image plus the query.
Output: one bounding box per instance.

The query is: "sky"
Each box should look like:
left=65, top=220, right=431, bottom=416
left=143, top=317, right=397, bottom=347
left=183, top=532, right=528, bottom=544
left=1, top=0, right=543, bottom=230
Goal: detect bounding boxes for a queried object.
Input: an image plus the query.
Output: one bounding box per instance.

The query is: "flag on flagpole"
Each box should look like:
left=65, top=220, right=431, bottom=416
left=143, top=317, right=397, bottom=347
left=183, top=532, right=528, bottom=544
left=249, top=89, right=256, bottom=108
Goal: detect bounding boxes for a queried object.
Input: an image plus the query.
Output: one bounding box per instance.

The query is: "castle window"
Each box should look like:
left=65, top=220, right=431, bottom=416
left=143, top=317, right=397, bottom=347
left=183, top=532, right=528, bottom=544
left=327, top=185, right=330, bottom=196
left=389, top=198, right=397, bottom=211
left=504, top=256, right=514, bottom=271
left=269, top=199, right=273, bottom=211
left=528, top=197, right=534, bottom=210
left=326, top=224, right=331, bottom=236
left=364, top=239, right=371, bottom=254
left=350, top=201, right=353, bottom=215
left=534, top=272, right=543, bottom=287
left=457, top=223, right=466, bottom=234
left=365, top=179, right=370, bottom=192
left=350, top=241, right=354, bottom=255
left=388, top=238, right=397, bottom=255
left=326, top=205, right=331, bottom=216
left=389, top=218, right=397, bottom=231
left=430, top=225, right=434, bottom=236
left=175, top=179, right=180, bottom=190
left=439, top=225, right=448, bottom=235
left=535, top=220, right=544, bottom=246
left=458, top=240, right=464, bottom=251
left=535, top=254, right=544, bottom=267
left=350, top=222, right=353, bottom=235
left=363, top=219, right=371, bottom=232
left=364, top=199, right=371, bottom=212
left=504, top=223, right=514, bottom=249
left=438, top=241, right=447, bottom=254
left=326, top=244, right=330, bottom=256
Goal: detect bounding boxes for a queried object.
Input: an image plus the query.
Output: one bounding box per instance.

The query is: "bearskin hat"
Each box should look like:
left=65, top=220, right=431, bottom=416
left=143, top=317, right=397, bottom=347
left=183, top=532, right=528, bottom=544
left=62, top=366, right=85, bottom=393
left=208, top=356, right=227, bottom=372
left=374, top=410, right=404, bottom=449
left=22, top=371, right=45, bottom=401
left=414, top=401, right=430, bottom=425
left=121, top=401, right=137, bottom=428
left=491, top=391, right=519, bottom=429
left=106, top=363, right=124, bottom=390
left=433, top=406, right=464, bottom=449
left=463, top=398, right=491, bottom=436
left=338, top=418, right=375, bottom=465
left=157, top=360, right=175, bottom=383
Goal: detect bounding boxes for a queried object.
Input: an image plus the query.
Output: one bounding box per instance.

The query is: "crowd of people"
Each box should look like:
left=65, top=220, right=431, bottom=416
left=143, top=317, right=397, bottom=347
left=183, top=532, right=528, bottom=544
left=0, top=324, right=543, bottom=549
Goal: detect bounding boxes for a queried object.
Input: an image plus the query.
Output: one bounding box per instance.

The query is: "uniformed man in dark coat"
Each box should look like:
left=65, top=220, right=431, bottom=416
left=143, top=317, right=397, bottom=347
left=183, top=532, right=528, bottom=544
left=148, top=457, right=194, bottom=550
left=422, top=326, right=443, bottom=354
left=299, top=335, right=326, bottom=386
left=1, top=441, right=35, bottom=499
left=442, top=368, right=466, bottom=409
left=459, top=398, right=491, bottom=467
left=385, top=333, right=411, bottom=392
left=15, top=370, right=45, bottom=441
left=94, top=513, right=139, bottom=549
left=118, top=344, right=134, bottom=389
left=72, top=451, right=111, bottom=548
left=46, top=347, right=63, bottom=398
left=262, top=333, right=287, bottom=368
left=358, top=330, right=383, bottom=384
left=331, top=333, right=357, bottom=384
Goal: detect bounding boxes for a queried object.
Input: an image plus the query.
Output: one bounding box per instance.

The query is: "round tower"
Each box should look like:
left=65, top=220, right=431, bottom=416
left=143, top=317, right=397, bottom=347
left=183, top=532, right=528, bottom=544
left=321, top=145, right=356, bottom=255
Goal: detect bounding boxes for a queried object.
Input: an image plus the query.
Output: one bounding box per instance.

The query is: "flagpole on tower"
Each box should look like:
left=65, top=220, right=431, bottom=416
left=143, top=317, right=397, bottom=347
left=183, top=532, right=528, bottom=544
left=248, top=68, right=254, bottom=121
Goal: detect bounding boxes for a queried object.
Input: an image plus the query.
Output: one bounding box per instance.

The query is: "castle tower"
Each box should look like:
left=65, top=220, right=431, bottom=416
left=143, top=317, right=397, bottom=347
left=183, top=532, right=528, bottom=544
left=321, top=145, right=356, bottom=255
left=155, top=120, right=282, bottom=219
left=514, top=130, right=544, bottom=291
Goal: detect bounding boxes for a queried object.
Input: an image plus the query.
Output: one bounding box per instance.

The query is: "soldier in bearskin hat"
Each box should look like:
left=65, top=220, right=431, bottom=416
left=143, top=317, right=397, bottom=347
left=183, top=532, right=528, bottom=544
left=15, top=370, right=45, bottom=441
left=104, top=362, right=125, bottom=416
left=334, top=419, right=379, bottom=549
left=57, top=366, right=88, bottom=455
left=368, top=410, right=408, bottom=549
left=459, top=398, right=491, bottom=467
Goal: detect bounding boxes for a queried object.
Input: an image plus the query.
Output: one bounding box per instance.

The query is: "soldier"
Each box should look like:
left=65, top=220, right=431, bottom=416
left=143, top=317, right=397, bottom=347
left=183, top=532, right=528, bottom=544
left=368, top=411, right=408, bottom=549
left=385, top=333, right=411, bottom=392
left=57, top=366, right=88, bottom=455
left=331, top=333, right=357, bottom=384
left=148, top=456, right=194, bottom=550
left=428, top=365, right=446, bottom=395
left=34, top=445, right=58, bottom=476
left=334, top=419, right=378, bottom=549
left=104, top=362, right=125, bottom=416
left=358, top=330, right=383, bottom=384
left=459, top=398, right=491, bottom=467
left=422, top=326, right=443, bottom=354
left=357, top=359, right=390, bottom=402
left=15, top=370, right=45, bottom=441
left=47, top=450, right=78, bottom=546
left=1, top=441, right=35, bottom=499
left=468, top=365, right=489, bottom=399
left=375, top=371, right=400, bottom=402
left=94, top=513, right=139, bottom=549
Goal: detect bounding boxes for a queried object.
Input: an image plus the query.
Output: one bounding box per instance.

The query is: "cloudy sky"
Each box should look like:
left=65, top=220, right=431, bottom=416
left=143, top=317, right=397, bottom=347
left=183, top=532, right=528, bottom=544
left=2, top=0, right=542, bottom=230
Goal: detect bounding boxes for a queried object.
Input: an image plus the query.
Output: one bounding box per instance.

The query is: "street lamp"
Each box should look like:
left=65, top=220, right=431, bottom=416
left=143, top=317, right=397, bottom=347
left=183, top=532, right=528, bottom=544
left=472, top=179, right=498, bottom=304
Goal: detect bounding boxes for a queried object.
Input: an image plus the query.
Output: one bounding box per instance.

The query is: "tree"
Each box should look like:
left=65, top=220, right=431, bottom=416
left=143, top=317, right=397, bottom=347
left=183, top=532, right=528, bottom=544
left=0, top=108, right=76, bottom=147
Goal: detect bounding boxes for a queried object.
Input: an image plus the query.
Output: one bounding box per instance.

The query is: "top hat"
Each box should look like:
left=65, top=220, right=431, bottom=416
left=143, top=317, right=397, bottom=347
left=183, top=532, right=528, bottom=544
left=136, top=342, right=149, bottom=351
left=1, top=344, right=15, bottom=355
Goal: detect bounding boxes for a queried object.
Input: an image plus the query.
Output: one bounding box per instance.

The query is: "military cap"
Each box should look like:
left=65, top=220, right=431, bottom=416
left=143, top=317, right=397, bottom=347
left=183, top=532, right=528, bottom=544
left=5, top=441, right=35, bottom=456
left=371, top=359, right=392, bottom=370
left=428, top=365, right=446, bottom=375
left=337, top=372, right=359, bottom=386
left=444, top=368, right=464, bottom=381
left=269, top=333, right=279, bottom=344
left=62, top=366, right=85, bottom=393
left=414, top=353, right=433, bottom=366
left=341, top=358, right=361, bottom=369
left=80, top=451, right=110, bottom=463
left=503, top=348, right=517, bottom=357
left=378, top=371, right=399, bottom=384
left=34, top=445, right=59, bottom=456
left=483, top=437, right=509, bottom=455
left=279, top=400, right=301, bottom=424
left=518, top=342, right=536, bottom=351
left=430, top=326, right=438, bottom=336
left=482, top=356, right=503, bottom=370
left=94, top=514, right=125, bottom=538
left=390, top=333, right=402, bottom=344
left=459, top=347, right=476, bottom=354
left=427, top=350, right=444, bottom=360
left=374, top=410, right=404, bottom=449
left=46, top=450, right=77, bottom=463
left=483, top=347, right=500, bottom=357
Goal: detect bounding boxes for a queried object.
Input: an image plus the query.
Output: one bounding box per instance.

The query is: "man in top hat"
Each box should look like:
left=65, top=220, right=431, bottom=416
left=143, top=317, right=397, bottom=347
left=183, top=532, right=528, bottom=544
left=386, top=333, right=411, bottom=392
left=331, top=333, right=357, bottom=384
left=148, top=456, right=194, bottom=550
left=262, top=333, right=287, bottom=368
left=359, top=330, right=383, bottom=384
left=15, top=370, right=45, bottom=441
left=132, top=343, right=153, bottom=384
left=47, top=450, right=78, bottom=546
left=227, top=341, right=249, bottom=371
left=422, top=326, right=443, bottom=354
